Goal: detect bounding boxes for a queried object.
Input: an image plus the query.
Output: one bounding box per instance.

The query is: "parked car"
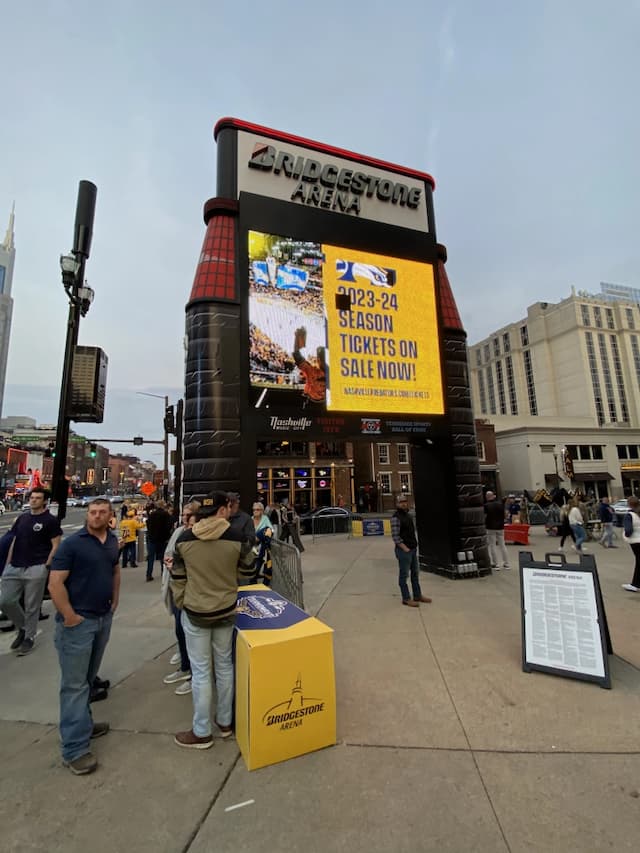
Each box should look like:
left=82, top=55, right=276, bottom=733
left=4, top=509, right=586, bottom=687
left=612, top=499, right=631, bottom=526
left=299, top=506, right=351, bottom=535
left=67, top=497, right=80, bottom=507
left=110, top=495, right=124, bottom=504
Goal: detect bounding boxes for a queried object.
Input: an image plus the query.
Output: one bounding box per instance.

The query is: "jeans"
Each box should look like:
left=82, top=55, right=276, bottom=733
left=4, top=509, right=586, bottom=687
left=146, top=539, right=167, bottom=579
left=601, top=522, right=615, bottom=548
left=121, top=541, right=137, bottom=566
left=571, top=523, right=586, bottom=551
left=630, top=543, right=640, bottom=588
left=395, top=546, right=422, bottom=601
left=181, top=611, right=235, bottom=736
left=54, top=611, right=113, bottom=762
left=487, top=529, right=510, bottom=567
left=0, top=563, right=48, bottom=640
left=173, top=603, right=190, bottom=673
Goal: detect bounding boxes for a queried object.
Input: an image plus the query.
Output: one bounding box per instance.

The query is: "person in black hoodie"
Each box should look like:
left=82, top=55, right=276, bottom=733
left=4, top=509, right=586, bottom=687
left=484, top=491, right=510, bottom=570
left=145, top=502, right=173, bottom=582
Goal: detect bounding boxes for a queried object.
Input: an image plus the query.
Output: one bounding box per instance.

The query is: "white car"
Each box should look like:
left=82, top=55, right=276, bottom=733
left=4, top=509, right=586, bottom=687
left=612, top=499, right=631, bottom=514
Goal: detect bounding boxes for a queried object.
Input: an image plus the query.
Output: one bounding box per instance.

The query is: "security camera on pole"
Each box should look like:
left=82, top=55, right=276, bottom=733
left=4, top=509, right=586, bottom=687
left=51, top=181, right=97, bottom=522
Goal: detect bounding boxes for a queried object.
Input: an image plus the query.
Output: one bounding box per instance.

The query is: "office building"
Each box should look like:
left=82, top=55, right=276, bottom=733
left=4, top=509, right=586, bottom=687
left=468, top=289, right=640, bottom=498
left=0, top=205, right=16, bottom=418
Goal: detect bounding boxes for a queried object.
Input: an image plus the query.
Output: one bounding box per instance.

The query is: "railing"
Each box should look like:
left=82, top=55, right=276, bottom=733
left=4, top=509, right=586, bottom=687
left=309, top=512, right=357, bottom=543
left=270, top=539, right=304, bottom=609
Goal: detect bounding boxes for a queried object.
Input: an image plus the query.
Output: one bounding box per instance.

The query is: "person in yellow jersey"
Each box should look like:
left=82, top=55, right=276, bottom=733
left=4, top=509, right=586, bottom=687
left=120, top=510, right=144, bottom=568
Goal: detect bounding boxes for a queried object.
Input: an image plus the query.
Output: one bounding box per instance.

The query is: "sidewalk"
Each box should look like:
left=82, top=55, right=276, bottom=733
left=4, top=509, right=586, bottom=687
left=1, top=527, right=640, bottom=852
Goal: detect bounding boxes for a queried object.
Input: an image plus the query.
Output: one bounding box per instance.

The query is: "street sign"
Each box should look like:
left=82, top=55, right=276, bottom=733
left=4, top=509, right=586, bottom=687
left=140, top=481, right=155, bottom=496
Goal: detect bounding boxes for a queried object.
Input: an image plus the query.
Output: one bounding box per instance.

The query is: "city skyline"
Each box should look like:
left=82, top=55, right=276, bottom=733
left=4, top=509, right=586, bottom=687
left=2, top=2, right=639, bottom=453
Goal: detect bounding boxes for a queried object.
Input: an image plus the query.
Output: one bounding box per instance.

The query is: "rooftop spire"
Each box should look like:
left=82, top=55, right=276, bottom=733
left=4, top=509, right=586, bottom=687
left=2, top=202, right=15, bottom=251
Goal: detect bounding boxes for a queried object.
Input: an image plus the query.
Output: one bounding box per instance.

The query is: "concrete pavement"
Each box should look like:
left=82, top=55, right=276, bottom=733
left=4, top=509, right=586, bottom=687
left=1, top=526, right=640, bottom=852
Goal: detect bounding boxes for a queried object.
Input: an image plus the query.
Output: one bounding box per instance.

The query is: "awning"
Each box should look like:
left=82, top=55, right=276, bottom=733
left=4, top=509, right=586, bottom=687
left=573, top=471, right=613, bottom=481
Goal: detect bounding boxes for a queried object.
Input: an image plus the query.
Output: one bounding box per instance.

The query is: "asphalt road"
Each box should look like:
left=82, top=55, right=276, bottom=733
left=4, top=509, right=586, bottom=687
left=0, top=506, right=88, bottom=536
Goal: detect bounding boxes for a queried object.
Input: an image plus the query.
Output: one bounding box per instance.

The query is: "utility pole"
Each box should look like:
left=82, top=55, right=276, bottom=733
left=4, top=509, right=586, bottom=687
left=52, top=181, right=97, bottom=522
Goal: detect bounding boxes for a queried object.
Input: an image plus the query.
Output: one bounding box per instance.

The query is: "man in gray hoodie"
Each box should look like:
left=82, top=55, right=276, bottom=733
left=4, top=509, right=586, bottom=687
left=170, top=491, right=252, bottom=749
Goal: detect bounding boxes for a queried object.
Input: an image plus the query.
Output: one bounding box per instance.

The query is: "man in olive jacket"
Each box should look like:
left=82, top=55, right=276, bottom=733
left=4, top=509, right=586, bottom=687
left=170, top=490, right=253, bottom=749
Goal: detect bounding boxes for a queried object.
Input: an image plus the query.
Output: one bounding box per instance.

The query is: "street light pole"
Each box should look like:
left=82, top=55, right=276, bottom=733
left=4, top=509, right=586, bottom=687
left=136, top=392, right=169, bottom=501
left=52, top=181, right=97, bottom=522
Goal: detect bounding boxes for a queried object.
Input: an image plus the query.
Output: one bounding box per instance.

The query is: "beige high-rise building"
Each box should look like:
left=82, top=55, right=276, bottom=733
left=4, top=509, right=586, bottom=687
left=468, top=291, right=640, bottom=498
left=0, top=205, right=16, bottom=419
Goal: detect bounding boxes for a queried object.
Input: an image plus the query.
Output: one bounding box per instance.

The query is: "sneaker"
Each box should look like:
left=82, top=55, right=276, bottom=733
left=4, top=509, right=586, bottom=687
left=402, top=599, right=419, bottom=607
left=175, top=679, right=192, bottom=696
left=146, top=576, right=154, bottom=582
left=163, top=670, right=191, bottom=685
left=169, top=652, right=181, bottom=666
left=10, top=628, right=25, bottom=651
left=63, top=752, right=97, bottom=775
left=215, top=720, right=233, bottom=738
left=90, top=722, right=110, bottom=739
left=503, top=565, right=511, bottom=570
left=16, top=638, right=34, bottom=656
left=93, top=677, right=110, bottom=690
left=89, top=688, right=109, bottom=703
left=622, top=584, right=640, bottom=592
left=174, top=730, right=213, bottom=749
left=493, top=566, right=501, bottom=571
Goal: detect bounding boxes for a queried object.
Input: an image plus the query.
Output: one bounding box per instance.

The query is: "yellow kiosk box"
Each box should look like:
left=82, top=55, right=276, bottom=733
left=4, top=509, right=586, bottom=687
left=235, top=585, right=336, bottom=771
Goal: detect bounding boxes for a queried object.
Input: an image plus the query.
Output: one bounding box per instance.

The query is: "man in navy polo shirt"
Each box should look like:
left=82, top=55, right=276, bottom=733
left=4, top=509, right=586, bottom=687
left=48, top=497, right=121, bottom=776
left=0, top=486, right=62, bottom=655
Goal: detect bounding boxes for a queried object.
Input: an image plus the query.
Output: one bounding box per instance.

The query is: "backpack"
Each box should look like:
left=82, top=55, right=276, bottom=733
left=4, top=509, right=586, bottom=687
left=623, top=512, right=634, bottom=537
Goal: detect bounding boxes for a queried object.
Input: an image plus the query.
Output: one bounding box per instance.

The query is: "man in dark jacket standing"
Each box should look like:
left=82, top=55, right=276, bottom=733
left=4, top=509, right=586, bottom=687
left=145, top=502, right=173, bottom=582
left=391, top=494, right=431, bottom=608
left=484, top=491, right=510, bottom=570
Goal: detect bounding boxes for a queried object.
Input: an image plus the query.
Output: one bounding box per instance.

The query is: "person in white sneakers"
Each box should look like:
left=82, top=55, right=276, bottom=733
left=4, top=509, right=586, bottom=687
left=621, top=496, right=640, bottom=593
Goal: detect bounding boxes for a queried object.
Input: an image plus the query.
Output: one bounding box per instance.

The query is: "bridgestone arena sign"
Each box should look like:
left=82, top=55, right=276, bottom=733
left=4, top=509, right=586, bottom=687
left=235, top=129, right=430, bottom=232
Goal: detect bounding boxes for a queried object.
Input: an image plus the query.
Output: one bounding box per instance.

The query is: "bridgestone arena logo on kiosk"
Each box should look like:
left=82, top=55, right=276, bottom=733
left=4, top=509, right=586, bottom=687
left=262, top=676, right=325, bottom=731
left=249, top=143, right=422, bottom=217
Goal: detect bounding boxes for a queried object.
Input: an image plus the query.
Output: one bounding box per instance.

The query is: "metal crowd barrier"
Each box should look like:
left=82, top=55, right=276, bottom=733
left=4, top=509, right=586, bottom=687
left=270, top=539, right=304, bottom=610
left=311, top=512, right=356, bottom=543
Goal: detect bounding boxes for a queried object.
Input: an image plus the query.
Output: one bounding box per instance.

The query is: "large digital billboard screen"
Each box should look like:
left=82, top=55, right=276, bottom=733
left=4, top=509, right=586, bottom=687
left=248, top=231, right=443, bottom=415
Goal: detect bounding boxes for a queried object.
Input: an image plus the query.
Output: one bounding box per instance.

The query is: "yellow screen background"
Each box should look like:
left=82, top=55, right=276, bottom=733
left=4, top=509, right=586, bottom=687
left=322, top=244, right=444, bottom=414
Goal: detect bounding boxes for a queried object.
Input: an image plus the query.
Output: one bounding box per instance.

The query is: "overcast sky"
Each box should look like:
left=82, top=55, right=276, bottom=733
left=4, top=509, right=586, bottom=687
left=2, top=0, right=639, bottom=455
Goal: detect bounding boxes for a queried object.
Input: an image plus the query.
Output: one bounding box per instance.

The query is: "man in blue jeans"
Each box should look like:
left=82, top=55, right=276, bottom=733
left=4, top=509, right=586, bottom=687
left=391, top=494, right=432, bottom=608
left=170, top=491, right=253, bottom=749
left=48, top=498, right=121, bottom=775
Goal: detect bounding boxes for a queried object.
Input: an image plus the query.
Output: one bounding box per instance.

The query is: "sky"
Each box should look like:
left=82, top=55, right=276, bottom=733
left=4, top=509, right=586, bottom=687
left=2, top=0, right=640, bottom=456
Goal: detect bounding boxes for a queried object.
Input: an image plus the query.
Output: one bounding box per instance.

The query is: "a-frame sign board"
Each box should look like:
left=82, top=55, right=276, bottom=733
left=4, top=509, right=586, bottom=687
left=519, top=551, right=612, bottom=689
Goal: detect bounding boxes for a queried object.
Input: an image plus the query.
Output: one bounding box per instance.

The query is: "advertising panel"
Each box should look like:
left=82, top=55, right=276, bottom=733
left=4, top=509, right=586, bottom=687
left=248, top=230, right=443, bottom=416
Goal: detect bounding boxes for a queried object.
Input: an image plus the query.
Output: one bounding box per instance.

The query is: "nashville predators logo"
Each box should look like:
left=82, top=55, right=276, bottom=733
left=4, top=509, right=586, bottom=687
left=262, top=675, right=325, bottom=730
left=236, top=595, right=287, bottom=620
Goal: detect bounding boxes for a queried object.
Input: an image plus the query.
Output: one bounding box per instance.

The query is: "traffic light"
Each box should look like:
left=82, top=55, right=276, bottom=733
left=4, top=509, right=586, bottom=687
left=164, top=404, right=175, bottom=435
left=45, top=442, right=55, bottom=459
left=89, top=442, right=97, bottom=458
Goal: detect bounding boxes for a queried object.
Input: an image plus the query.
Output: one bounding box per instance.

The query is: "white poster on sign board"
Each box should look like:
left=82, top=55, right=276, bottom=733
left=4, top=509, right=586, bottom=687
left=522, top=567, right=605, bottom=679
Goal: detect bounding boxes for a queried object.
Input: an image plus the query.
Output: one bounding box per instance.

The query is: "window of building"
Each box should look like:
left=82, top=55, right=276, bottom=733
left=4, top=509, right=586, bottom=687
left=483, top=344, right=490, bottom=363
left=397, top=443, right=409, bottom=464
left=627, top=308, right=635, bottom=330
left=477, top=371, right=487, bottom=414
left=566, top=445, right=577, bottom=459
left=585, top=332, right=605, bottom=426
left=606, top=308, right=615, bottom=330
left=486, top=366, right=496, bottom=415
left=597, top=333, right=617, bottom=422
left=631, top=335, right=640, bottom=392
left=475, top=349, right=482, bottom=367
left=502, top=332, right=511, bottom=353
left=520, top=325, right=529, bottom=346
left=477, top=441, right=486, bottom=461
left=581, top=304, right=591, bottom=326
left=495, top=360, right=507, bottom=415
left=567, top=444, right=605, bottom=461
left=315, top=441, right=346, bottom=457
left=399, top=472, right=411, bottom=494
left=579, top=445, right=591, bottom=460
left=493, top=337, right=500, bottom=357
left=592, top=445, right=603, bottom=460
left=630, top=445, right=639, bottom=460
left=379, top=472, right=392, bottom=494
left=609, top=335, right=629, bottom=422
left=617, top=445, right=628, bottom=459
left=594, top=306, right=602, bottom=328
left=377, top=443, right=390, bottom=465
left=522, top=349, right=537, bottom=415
left=505, top=355, right=518, bottom=415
